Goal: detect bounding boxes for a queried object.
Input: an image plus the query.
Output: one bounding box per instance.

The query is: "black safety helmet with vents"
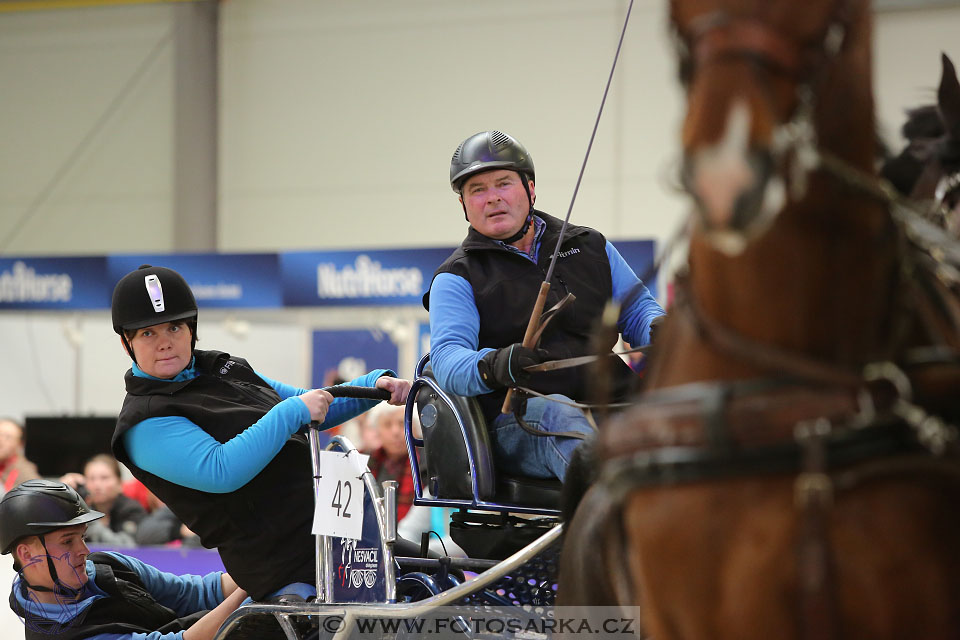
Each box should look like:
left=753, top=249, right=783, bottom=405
left=0, top=480, right=104, bottom=555
left=450, top=131, right=537, bottom=240
left=450, top=130, right=536, bottom=194
left=111, top=265, right=198, bottom=361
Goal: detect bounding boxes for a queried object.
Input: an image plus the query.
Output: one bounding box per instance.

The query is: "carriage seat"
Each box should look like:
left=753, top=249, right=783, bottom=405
left=414, top=363, right=562, bottom=512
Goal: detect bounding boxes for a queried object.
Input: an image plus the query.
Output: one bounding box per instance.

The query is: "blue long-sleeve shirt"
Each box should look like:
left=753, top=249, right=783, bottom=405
left=123, top=362, right=391, bottom=493
left=11, top=551, right=223, bottom=640
left=429, top=232, right=664, bottom=397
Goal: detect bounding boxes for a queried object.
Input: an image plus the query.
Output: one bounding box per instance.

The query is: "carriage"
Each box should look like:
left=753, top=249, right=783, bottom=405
left=212, top=354, right=568, bottom=640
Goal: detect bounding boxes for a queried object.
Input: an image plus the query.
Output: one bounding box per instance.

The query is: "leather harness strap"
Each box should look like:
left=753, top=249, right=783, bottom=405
left=598, top=380, right=862, bottom=459
left=693, top=19, right=806, bottom=77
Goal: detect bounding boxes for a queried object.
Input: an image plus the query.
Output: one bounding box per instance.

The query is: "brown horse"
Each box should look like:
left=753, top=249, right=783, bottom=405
left=559, top=1, right=960, bottom=638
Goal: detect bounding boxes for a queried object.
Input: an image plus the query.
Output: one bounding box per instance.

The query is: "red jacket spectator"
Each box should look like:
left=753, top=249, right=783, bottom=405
left=0, top=418, right=40, bottom=493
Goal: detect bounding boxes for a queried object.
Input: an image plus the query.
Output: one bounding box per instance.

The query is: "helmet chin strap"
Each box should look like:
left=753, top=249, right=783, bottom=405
left=500, top=213, right=533, bottom=245
left=20, top=534, right=85, bottom=599
left=121, top=335, right=137, bottom=364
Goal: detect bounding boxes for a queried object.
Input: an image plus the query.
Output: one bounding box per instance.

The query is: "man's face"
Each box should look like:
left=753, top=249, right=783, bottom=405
left=461, top=169, right=534, bottom=240
left=20, top=524, right=90, bottom=591
left=127, top=321, right=192, bottom=379
left=0, top=420, right=22, bottom=461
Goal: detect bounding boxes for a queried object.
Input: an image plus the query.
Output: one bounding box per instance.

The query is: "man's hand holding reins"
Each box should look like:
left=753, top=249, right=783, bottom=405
left=478, top=343, right=550, bottom=390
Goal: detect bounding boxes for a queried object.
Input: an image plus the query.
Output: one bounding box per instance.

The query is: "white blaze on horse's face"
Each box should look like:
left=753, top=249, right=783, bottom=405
left=687, top=100, right=787, bottom=255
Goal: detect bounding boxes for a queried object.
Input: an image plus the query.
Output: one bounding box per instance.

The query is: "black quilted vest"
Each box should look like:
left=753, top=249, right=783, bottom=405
left=112, top=350, right=316, bottom=600
left=424, top=212, right=634, bottom=421
left=9, top=552, right=206, bottom=640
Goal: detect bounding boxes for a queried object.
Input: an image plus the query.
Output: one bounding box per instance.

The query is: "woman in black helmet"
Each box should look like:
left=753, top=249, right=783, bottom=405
left=1, top=479, right=246, bottom=640
left=108, top=264, right=410, bottom=601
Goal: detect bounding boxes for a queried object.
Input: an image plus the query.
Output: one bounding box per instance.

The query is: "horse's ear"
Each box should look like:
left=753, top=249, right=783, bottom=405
left=938, top=53, right=960, bottom=139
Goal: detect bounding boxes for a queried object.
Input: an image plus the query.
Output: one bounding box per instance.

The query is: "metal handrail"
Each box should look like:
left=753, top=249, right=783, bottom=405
left=213, top=523, right=563, bottom=639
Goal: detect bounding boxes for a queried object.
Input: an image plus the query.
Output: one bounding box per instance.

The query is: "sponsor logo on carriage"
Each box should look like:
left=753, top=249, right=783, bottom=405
left=338, top=538, right=379, bottom=589
left=557, top=247, right=581, bottom=258
left=0, top=261, right=72, bottom=303
left=316, top=255, right=423, bottom=299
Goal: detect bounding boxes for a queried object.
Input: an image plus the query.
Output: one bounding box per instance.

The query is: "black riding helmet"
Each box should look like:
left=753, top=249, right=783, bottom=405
left=112, top=265, right=198, bottom=361
left=450, top=130, right=536, bottom=193
left=450, top=131, right=537, bottom=242
left=0, top=480, right=104, bottom=555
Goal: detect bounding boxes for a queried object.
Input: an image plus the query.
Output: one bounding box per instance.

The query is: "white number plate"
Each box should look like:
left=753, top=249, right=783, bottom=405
left=311, top=450, right=368, bottom=540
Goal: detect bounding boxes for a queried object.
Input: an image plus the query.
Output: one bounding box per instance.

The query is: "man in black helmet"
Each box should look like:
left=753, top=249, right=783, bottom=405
left=109, top=264, right=411, bottom=601
left=1, top=479, right=246, bottom=640
left=424, top=130, right=665, bottom=481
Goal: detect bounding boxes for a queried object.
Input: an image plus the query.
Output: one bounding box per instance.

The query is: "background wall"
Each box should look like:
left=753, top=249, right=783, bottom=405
left=1, top=0, right=959, bottom=423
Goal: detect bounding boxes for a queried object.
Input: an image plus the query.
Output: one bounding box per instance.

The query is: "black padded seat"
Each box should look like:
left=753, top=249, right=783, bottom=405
left=495, top=476, right=562, bottom=510
left=415, top=364, right=562, bottom=511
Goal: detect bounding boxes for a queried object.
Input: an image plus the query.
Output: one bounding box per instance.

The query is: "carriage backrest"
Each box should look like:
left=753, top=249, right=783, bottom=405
left=408, top=356, right=563, bottom=516
left=414, top=363, right=496, bottom=501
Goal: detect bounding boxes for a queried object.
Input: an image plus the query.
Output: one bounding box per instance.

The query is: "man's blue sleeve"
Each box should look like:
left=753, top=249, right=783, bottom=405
left=428, top=272, right=496, bottom=397
left=607, top=241, right=665, bottom=345
left=123, top=396, right=311, bottom=494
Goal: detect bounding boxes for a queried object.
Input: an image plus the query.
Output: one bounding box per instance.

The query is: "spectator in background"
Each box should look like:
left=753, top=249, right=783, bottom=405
left=0, top=418, right=40, bottom=494
left=136, top=489, right=201, bottom=547
left=122, top=476, right=153, bottom=512
left=80, top=454, right=146, bottom=547
left=366, top=402, right=414, bottom=520
left=338, top=411, right=381, bottom=454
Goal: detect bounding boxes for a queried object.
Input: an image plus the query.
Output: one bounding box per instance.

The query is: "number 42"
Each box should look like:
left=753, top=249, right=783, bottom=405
left=331, top=480, right=352, bottom=518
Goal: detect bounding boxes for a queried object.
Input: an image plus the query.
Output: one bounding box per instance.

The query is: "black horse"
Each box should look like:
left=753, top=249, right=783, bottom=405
left=882, top=53, right=960, bottom=230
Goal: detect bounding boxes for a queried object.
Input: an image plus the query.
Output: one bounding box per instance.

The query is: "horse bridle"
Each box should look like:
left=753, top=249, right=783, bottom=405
left=673, top=0, right=853, bottom=87
left=666, top=0, right=960, bottom=387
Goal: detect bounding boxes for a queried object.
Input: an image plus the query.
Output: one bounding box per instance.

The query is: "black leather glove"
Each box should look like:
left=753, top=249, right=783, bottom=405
left=477, top=344, right=550, bottom=389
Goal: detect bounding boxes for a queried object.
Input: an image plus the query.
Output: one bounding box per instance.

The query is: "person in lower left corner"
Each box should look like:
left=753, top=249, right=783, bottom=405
left=1, top=479, right=247, bottom=640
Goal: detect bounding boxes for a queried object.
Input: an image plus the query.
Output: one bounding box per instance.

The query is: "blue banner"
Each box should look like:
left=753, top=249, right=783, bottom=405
left=311, top=329, right=400, bottom=388
left=611, top=239, right=658, bottom=297
left=281, top=248, right=452, bottom=307
left=0, top=239, right=656, bottom=311
left=0, top=257, right=109, bottom=310
left=108, top=254, right=282, bottom=308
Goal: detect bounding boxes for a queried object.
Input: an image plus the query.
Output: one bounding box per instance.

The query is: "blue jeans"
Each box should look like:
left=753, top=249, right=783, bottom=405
left=489, top=394, right=593, bottom=481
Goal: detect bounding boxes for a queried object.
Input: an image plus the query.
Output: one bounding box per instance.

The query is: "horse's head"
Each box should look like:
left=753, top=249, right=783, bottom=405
left=882, top=53, right=960, bottom=233
left=671, top=0, right=867, bottom=254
